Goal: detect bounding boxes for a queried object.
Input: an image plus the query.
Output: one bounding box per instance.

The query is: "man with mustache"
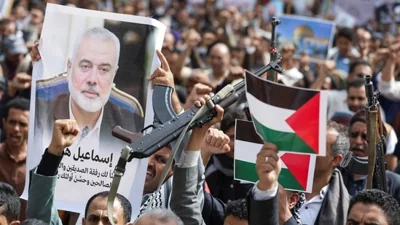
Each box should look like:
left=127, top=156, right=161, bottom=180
left=33, top=26, right=182, bottom=153
left=340, top=109, right=400, bottom=203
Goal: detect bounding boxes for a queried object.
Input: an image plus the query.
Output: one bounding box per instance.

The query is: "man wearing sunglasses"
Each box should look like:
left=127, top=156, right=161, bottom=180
left=340, top=109, right=400, bottom=204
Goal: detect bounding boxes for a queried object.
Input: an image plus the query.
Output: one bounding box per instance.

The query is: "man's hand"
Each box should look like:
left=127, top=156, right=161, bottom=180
left=185, top=29, right=201, bottom=48
left=184, top=83, right=212, bottom=109
left=226, top=66, right=244, bottom=82
left=30, top=40, right=41, bottom=62
left=201, top=128, right=230, bottom=154
left=48, top=120, right=80, bottom=156
left=8, top=73, right=32, bottom=96
left=256, top=142, right=281, bottom=191
left=149, top=50, right=183, bottom=113
left=148, top=50, right=175, bottom=88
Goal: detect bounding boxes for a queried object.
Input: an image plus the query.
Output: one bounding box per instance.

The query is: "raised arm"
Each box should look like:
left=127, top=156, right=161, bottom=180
left=27, top=120, right=79, bottom=225
left=170, top=95, right=224, bottom=225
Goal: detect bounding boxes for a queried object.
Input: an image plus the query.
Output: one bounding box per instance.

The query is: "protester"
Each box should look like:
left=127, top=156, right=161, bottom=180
left=340, top=109, right=400, bottom=202
left=248, top=121, right=350, bottom=225
left=0, top=98, right=30, bottom=220
left=0, top=182, right=20, bottom=225
left=347, top=189, right=400, bottom=225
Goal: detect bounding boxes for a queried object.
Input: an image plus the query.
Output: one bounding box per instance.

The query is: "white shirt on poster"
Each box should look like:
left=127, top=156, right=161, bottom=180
left=68, top=96, right=103, bottom=154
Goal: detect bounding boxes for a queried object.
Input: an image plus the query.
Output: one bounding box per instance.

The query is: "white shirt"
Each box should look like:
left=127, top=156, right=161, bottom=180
left=68, top=97, right=104, bottom=153
left=377, top=73, right=400, bottom=101
left=298, top=184, right=330, bottom=225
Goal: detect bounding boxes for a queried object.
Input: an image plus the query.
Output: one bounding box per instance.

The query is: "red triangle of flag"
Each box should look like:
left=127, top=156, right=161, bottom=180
left=281, top=153, right=310, bottom=190
left=285, top=93, right=320, bottom=154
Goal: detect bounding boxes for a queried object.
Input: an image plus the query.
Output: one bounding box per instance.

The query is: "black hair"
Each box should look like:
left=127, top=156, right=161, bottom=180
left=346, top=78, right=365, bottom=91
left=3, top=98, right=30, bottom=119
left=20, top=219, right=48, bottom=225
left=84, top=191, right=132, bottom=224
left=349, top=189, right=400, bottom=225
left=0, top=18, right=16, bottom=26
left=336, top=27, right=355, bottom=42
left=225, top=198, right=248, bottom=220
left=220, top=108, right=247, bottom=133
left=348, top=59, right=372, bottom=75
left=0, top=182, right=20, bottom=223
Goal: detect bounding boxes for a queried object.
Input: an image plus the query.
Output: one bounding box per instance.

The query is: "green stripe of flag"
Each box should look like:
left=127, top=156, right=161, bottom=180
left=234, top=160, right=304, bottom=191
left=252, top=117, right=315, bottom=154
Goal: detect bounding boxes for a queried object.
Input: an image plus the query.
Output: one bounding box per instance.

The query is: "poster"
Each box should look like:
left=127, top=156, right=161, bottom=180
left=375, top=0, right=400, bottom=24
left=277, top=15, right=335, bottom=62
left=0, top=0, right=14, bottom=19
left=22, top=4, right=165, bottom=219
left=331, top=0, right=375, bottom=26
left=216, top=0, right=257, bottom=12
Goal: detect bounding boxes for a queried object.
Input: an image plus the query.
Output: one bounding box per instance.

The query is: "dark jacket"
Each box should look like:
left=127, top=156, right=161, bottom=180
left=205, top=154, right=253, bottom=203
left=341, top=168, right=400, bottom=204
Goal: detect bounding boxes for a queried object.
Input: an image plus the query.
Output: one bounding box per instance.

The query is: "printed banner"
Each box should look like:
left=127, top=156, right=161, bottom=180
left=0, top=0, right=14, bottom=19
left=234, top=120, right=316, bottom=193
left=375, top=0, right=400, bottom=24
left=331, top=0, right=375, bottom=26
left=244, top=70, right=327, bottom=156
left=277, top=15, right=335, bottom=62
left=22, top=4, right=166, bottom=219
left=216, top=0, right=257, bottom=12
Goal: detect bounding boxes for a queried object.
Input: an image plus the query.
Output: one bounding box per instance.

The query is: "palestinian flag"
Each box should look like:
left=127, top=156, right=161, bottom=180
left=245, top=70, right=327, bottom=155
left=234, top=120, right=316, bottom=193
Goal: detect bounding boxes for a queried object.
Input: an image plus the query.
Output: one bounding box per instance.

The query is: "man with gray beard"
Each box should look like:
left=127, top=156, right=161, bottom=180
left=34, top=27, right=182, bottom=152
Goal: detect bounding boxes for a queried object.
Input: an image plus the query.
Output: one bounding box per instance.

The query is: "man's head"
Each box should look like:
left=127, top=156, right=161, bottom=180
left=0, top=182, right=20, bottom=225
left=0, top=19, right=17, bottom=37
left=67, top=27, right=120, bottom=113
left=2, top=98, right=30, bottom=148
left=83, top=191, right=132, bottom=225
left=134, top=209, right=183, bottom=225
left=349, top=109, right=368, bottom=157
left=143, top=146, right=173, bottom=195
left=348, top=59, right=373, bottom=82
left=2, top=35, right=28, bottom=65
left=29, top=5, right=44, bottom=26
left=220, top=108, right=247, bottom=158
left=356, top=28, right=371, bottom=52
left=335, top=27, right=354, bottom=57
left=347, top=189, right=400, bottom=225
left=207, top=42, right=231, bottom=76
left=346, top=78, right=367, bottom=113
left=315, top=121, right=350, bottom=176
left=224, top=198, right=248, bottom=225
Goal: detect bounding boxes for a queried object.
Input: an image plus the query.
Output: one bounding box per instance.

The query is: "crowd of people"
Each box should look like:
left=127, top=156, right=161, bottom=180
left=2, top=0, right=400, bottom=225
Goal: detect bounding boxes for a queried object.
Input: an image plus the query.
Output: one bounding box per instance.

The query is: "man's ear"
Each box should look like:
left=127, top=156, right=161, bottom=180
left=288, top=192, right=299, bottom=210
left=82, top=217, right=86, bottom=225
left=332, top=154, right=343, bottom=167
left=2, top=118, right=5, bottom=126
left=67, top=59, right=73, bottom=76
left=10, top=220, right=20, bottom=225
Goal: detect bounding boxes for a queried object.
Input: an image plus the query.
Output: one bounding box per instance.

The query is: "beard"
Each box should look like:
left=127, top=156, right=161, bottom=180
left=68, top=73, right=111, bottom=113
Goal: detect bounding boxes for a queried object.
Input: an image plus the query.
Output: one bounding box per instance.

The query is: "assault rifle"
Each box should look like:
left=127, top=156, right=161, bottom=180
left=107, top=17, right=284, bottom=224
left=340, top=76, right=387, bottom=191
left=364, top=76, right=387, bottom=191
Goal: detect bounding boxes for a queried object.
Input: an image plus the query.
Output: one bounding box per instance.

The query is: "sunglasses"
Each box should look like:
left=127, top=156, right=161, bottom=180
left=350, top=131, right=367, bottom=140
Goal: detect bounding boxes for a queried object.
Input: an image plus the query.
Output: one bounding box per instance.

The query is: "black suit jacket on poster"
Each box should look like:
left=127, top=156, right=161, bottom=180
left=34, top=93, right=144, bottom=150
